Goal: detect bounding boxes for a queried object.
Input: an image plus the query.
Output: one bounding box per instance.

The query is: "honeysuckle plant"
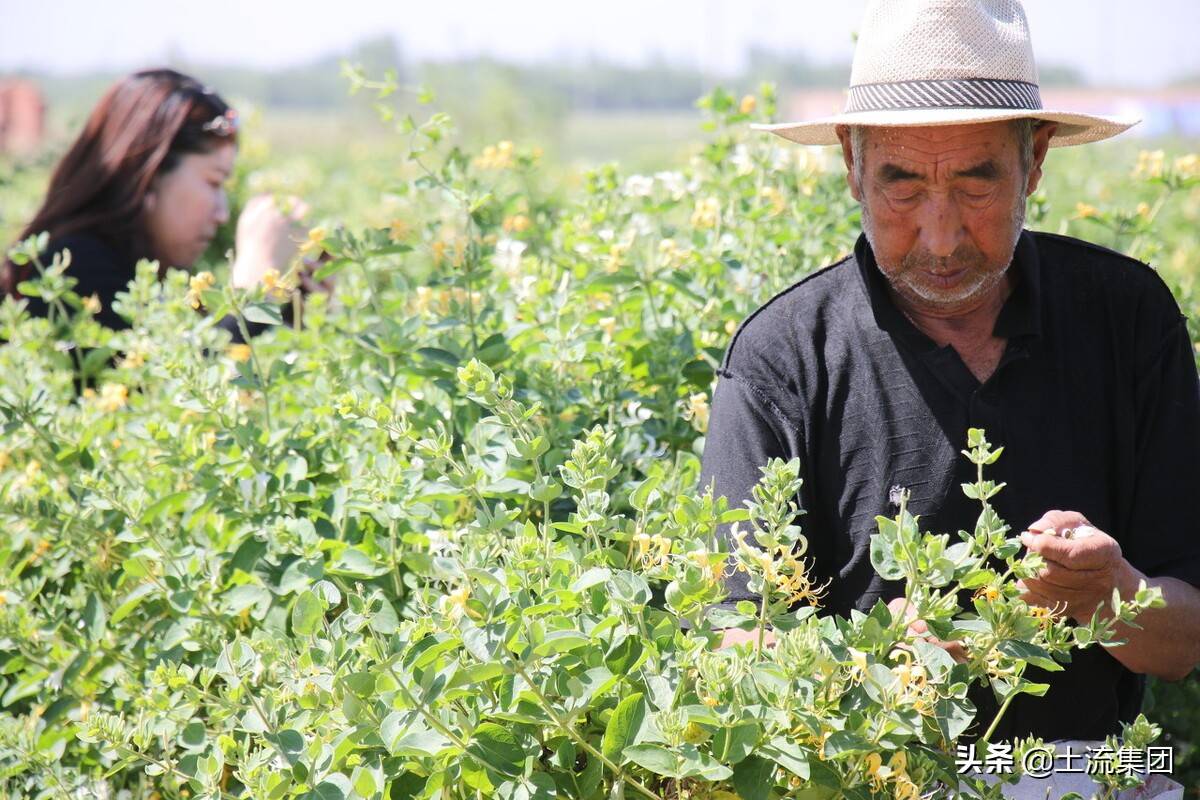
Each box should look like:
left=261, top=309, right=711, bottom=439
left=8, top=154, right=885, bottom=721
left=0, top=70, right=1193, bottom=798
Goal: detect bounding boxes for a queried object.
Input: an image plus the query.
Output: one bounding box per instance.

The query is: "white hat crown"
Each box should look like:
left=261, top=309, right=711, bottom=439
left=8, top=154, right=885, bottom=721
left=751, top=0, right=1139, bottom=147
left=845, top=0, right=1041, bottom=114
left=851, top=0, right=1038, bottom=86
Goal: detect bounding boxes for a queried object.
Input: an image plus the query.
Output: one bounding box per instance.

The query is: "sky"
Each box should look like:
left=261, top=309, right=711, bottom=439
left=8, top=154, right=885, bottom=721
left=1, top=0, right=1197, bottom=88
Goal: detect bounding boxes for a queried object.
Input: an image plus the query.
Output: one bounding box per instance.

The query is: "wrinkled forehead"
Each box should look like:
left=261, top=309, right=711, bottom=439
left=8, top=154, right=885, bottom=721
left=857, top=121, right=1020, bottom=170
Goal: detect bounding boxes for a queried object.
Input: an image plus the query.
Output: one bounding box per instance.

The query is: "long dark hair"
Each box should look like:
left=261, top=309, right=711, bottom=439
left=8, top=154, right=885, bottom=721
left=2, top=68, right=237, bottom=296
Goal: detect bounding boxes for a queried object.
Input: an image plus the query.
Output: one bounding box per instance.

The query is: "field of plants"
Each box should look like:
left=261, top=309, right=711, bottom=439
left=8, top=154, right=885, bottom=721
left=1, top=72, right=1199, bottom=798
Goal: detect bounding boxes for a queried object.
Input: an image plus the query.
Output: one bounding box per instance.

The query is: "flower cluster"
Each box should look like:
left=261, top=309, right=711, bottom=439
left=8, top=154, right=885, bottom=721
left=473, top=140, right=515, bottom=170
left=185, top=270, right=215, bottom=309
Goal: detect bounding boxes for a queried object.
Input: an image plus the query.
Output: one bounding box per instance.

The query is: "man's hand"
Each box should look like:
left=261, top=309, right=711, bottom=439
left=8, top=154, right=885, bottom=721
left=887, top=597, right=968, bottom=663
left=1016, top=510, right=1134, bottom=623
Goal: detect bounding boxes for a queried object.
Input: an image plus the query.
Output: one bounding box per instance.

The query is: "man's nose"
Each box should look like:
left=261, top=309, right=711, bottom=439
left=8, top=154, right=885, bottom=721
left=917, top=194, right=964, bottom=261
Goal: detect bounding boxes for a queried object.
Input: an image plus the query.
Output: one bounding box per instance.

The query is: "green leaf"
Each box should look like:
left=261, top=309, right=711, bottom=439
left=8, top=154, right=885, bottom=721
left=1015, top=680, right=1051, bottom=697
left=328, top=547, right=389, bottom=578
left=82, top=594, right=107, bottom=642
left=821, top=730, right=873, bottom=760
left=603, top=635, right=645, bottom=675
left=732, top=755, right=776, bottom=800
left=529, top=476, right=562, bottom=503
left=623, top=744, right=732, bottom=780
left=291, top=591, right=323, bottom=636
left=869, top=531, right=905, bottom=580
left=762, top=736, right=810, bottom=779
left=417, top=347, right=460, bottom=367
left=533, top=629, right=590, bottom=657
left=712, top=720, right=760, bottom=764
left=706, top=607, right=755, bottom=630
left=602, top=692, right=646, bottom=763
left=571, top=567, right=611, bottom=592
left=139, top=491, right=189, bottom=523
left=630, top=475, right=662, bottom=512
left=223, top=584, right=272, bottom=617
left=313, top=257, right=353, bottom=281
left=621, top=744, right=677, bottom=776
left=382, top=714, right=454, bottom=758
left=912, top=639, right=958, bottom=682
left=110, top=583, right=156, bottom=624
left=935, top=696, right=976, bottom=742
left=996, top=639, right=1063, bottom=672
left=309, top=774, right=351, bottom=800
left=467, top=722, right=526, bottom=778
left=352, top=766, right=378, bottom=797
left=242, top=302, right=283, bottom=325
left=607, top=571, right=651, bottom=609
left=179, top=721, right=206, bottom=751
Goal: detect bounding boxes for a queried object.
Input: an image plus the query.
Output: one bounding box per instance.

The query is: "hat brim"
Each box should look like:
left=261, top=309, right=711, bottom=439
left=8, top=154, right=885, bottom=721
left=752, top=108, right=1140, bottom=147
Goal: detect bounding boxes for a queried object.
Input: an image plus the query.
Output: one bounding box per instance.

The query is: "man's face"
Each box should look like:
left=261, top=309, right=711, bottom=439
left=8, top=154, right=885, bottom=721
left=838, top=121, right=1047, bottom=317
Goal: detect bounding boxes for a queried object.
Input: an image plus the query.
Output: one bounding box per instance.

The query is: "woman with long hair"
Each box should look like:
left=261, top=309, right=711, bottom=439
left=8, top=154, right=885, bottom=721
left=2, top=68, right=310, bottom=334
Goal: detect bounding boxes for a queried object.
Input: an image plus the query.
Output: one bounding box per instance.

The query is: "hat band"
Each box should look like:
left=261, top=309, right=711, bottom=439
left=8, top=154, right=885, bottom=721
left=845, top=78, right=1042, bottom=113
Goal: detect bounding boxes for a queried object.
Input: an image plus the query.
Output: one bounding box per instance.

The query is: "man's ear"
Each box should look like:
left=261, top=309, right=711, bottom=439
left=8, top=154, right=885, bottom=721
left=1025, top=121, right=1057, bottom=196
left=835, top=125, right=863, bottom=201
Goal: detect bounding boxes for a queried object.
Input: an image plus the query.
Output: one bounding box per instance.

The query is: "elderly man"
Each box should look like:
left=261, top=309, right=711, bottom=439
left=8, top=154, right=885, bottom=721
left=700, top=0, right=1200, bottom=749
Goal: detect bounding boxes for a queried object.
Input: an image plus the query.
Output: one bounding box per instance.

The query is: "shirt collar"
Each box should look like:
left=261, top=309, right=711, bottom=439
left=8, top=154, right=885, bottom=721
left=852, top=229, right=1043, bottom=347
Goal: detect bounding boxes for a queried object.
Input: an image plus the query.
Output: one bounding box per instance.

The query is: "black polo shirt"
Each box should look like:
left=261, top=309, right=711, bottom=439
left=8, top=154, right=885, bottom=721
left=699, top=229, right=1200, bottom=742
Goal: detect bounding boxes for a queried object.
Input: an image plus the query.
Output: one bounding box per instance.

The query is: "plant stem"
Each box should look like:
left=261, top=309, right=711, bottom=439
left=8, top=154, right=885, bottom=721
left=756, top=581, right=771, bottom=659
left=226, top=291, right=274, bottom=432
left=367, top=624, right=471, bottom=752
left=979, top=691, right=1018, bottom=746
left=512, top=663, right=665, bottom=800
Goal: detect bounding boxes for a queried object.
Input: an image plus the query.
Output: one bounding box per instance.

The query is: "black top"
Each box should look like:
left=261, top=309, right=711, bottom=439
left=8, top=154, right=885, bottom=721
left=699, top=229, right=1200, bottom=742
left=22, top=231, right=278, bottom=343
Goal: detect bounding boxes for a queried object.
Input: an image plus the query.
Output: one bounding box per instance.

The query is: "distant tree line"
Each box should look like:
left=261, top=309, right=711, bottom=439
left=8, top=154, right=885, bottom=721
left=13, top=35, right=1090, bottom=124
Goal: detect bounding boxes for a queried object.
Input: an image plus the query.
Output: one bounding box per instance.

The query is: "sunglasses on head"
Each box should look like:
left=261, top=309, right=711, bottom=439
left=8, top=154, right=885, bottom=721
left=199, top=107, right=239, bottom=137
left=177, top=82, right=238, bottom=138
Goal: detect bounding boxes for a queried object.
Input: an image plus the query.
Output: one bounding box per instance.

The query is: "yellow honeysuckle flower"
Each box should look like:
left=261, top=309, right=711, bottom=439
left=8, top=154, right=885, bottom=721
left=189, top=271, right=215, bottom=293
left=228, top=344, right=252, bottom=363
left=388, top=218, right=411, bottom=241
left=683, top=392, right=710, bottom=432
left=1173, top=153, right=1199, bottom=179
left=97, top=383, right=129, bottom=413
left=864, top=752, right=890, bottom=790
left=1133, top=149, right=1165, bottom=180
left=502, top=214, right=531, bottom=233
left=760, top=186, right=786, bottom=216
left=186, top=271, right=215, bottom=309
left=690, top=196, right=721, bottom=229
left=300, top=227, right=326, bottom=257
left=474, top=141, right=516, bottom=170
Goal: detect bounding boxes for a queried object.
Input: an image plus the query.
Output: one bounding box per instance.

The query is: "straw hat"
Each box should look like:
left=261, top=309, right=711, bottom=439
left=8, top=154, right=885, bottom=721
left=754, top=0, right=1138, bottom=147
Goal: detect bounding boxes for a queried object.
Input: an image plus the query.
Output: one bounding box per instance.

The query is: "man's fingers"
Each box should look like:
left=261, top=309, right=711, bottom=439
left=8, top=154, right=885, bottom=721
left=1021, top=577, right=1088, bottom=605
left=1025, top=509, right=1089, bottom=534
left=1020, top=528, right=1121, bottom=571
left=1033, top=562, right=1112, bottom=591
